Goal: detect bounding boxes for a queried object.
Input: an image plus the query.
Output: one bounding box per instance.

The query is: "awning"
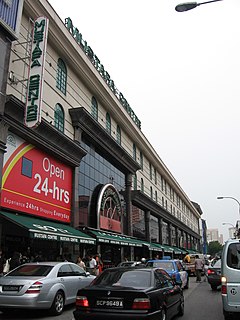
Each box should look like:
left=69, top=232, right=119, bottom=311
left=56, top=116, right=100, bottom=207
left=160, top=244, right=174, bottom=253
left=0, top=211, right=96, bottom=244
left=149, top=243, right=163, bottom=252
left=89, top=230, right=145, bottom=247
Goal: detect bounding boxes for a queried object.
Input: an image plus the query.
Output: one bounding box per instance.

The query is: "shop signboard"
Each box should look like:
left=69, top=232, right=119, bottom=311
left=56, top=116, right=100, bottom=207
left=1, top=133, right=72, bottom=223
left=25, top=16, right=49, bottom=128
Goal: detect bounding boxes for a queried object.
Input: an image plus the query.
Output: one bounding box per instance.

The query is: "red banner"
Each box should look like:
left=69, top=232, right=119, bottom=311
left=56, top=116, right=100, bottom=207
left=1, top=136, right=72, bottom=223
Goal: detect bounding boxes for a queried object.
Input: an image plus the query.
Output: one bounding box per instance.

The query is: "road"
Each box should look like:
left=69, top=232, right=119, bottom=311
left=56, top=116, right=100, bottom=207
left=0, top=277, right=228, bottom=320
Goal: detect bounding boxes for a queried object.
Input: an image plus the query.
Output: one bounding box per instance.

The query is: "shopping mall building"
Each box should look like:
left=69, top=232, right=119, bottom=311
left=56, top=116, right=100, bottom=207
left=0, top=0, right=202, bottom=265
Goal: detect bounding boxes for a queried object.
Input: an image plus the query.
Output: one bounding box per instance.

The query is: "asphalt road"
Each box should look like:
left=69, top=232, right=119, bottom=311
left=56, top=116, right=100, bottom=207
left=0, top=276, right=229, bottom=320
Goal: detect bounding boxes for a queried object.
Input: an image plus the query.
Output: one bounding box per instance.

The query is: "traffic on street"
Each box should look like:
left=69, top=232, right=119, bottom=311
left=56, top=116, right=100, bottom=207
left=0, top=276, right=226, bottom=320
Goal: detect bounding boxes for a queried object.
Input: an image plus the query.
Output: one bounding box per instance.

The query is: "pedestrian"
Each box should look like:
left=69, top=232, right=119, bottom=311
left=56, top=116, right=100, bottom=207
left=9, top=251, right=21, bottom=271
left=183, top=252, right=191, bottom=263
left=89, top=255, right=97, bottom=275
left=76, top=256, right=86, bottom=270
left=95, top=254, right=103, bottom=275
left=0, top=248, right=6, bottom=276
left=195, top=254, right=204, bottom=282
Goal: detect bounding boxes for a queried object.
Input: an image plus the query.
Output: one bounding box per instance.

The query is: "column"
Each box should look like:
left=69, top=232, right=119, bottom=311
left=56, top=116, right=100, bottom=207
left=158, top=218, right=163, bottom=244
left=125, top=173, right=134, bottom=260
left=145, top=210, right=150, bottom=242
left=168, top=223, right=172, bottom=246
left=0, top=119, right=9, bottom=190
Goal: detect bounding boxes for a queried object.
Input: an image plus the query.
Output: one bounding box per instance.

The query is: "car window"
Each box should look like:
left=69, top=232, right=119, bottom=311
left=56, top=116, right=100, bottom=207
left=93, top=269, right=151, bottom=288
left=147, top=261, right=174, bottom=271
left=6, top=264, right=53, bottom=276
left=155, top=269, right=174, bottom=288
left=58, top=264, right=73, bottom=277
left=70, top=264, right=87, bottom=276
left=212, top=259, right=221, bottom=268
left=176, top=261, right=184, bottom=271
left=227, top=243, right=240, bottom=270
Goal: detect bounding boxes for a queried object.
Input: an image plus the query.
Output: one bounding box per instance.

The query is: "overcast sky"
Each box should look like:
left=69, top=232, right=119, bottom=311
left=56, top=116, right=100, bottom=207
left=48, top=0, right=240, bottom=242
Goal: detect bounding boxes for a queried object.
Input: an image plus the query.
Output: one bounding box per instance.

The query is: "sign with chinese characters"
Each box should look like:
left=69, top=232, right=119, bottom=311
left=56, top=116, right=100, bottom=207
left=1, top=133, right=72, bottom=223
left=25, top=16, right=49, bottom=128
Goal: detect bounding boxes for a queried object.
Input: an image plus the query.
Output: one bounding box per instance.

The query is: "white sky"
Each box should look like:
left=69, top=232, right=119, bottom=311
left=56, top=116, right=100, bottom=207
left=47, top=0, right=240, bottom=242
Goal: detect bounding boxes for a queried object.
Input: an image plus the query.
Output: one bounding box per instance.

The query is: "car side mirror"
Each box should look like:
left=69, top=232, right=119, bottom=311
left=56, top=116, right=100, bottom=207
left=86, top=272, right=91, bottom=276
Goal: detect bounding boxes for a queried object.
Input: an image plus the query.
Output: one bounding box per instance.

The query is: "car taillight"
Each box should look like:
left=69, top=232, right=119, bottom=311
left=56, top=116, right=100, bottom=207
left=221, top=276, right=227, bottom=295
left=26, top=281, right=43, bottom=294
left=76, top=296, right=89, bottom=307
left=132, top=298, right=151, bottom=310
left=207, top=269, right=215, bottom=275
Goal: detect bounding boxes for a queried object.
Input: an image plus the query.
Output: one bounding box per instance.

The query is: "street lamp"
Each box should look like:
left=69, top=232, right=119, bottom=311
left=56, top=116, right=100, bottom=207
left=175, top=0, right=223, bottom=12
left=217, top=196, right=240, bottom=218
left=222, top=222, right=235, bottom=228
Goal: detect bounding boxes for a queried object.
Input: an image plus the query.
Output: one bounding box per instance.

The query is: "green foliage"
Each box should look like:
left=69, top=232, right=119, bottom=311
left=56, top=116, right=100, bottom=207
left=207, top=241, right=223, bottom=257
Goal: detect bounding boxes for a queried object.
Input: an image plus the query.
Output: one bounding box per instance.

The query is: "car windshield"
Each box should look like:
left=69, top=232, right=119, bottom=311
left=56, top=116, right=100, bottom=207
left=92, top=269, right=151, bottom=288
left=6, top=264, right=53, bottom=277
left=212, top=259, right=221, bottom=268
left=147, top=261, right=174, bottom=271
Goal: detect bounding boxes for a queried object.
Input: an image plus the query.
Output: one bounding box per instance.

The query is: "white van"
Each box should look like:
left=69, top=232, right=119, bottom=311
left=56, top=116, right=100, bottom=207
left=221, top=239, right=240, bottom=320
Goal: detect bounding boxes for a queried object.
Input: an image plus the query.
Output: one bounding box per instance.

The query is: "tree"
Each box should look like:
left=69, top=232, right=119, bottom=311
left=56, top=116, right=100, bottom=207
left=208, top=241, right=223, bottom=257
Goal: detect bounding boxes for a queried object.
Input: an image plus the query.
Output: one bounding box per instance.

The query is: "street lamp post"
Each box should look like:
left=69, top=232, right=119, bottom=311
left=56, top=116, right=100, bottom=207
left=175, top=0, right=223, bottom=12
left=217, top=196, right=240, bottom=218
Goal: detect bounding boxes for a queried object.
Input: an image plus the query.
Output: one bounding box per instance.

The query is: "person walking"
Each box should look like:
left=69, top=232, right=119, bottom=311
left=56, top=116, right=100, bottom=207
left=195, top=254, right=204, bottom=282
left=76, top=256, right=86, bottom=270
left=89, top=255, right=97, bottom=275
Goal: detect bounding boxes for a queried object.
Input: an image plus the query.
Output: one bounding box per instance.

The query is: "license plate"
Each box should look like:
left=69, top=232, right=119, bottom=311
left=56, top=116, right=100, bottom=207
left=96, top=299, right=123, bottom=308
left=2, top=285, right=20, bottom=292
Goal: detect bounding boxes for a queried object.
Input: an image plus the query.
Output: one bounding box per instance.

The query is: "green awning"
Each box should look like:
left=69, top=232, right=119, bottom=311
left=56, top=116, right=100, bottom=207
left=149, top=243, right=164, bottom=251
left=161, top=244, right=174, bottom=253
left=171, top=246, right=183, bottom=254
left=89, top=230, right=145, bottom=247
left=188, top=249, right=198, bottom=254
left=0, top=211, right=95, bottom=244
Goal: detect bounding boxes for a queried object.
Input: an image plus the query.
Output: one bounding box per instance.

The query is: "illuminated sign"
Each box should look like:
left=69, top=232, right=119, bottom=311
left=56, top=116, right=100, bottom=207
left=25, top=16, right=49, bottom=128
left=1, top=133, right=72, bottom=222
left=65, top=17, right=141, bottom=129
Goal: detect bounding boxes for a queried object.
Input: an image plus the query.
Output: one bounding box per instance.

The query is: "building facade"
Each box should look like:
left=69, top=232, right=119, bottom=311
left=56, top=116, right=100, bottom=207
left=0, top=0, right=201, bottom=264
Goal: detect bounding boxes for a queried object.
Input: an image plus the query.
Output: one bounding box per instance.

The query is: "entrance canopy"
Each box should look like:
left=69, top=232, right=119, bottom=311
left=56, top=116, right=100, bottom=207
left=0, top=211, right=95, bottom=244
left=89, top=230, right=147, bottom=247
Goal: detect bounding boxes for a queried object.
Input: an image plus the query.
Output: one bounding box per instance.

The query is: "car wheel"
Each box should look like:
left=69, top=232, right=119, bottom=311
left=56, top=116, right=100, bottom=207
left=160, top=308, right=166, bottom=320
left=178, top=299, right=184, bottom=316
left=211, top=285, right=217, bottom=291
left=49, top=290, right=65, bottom=315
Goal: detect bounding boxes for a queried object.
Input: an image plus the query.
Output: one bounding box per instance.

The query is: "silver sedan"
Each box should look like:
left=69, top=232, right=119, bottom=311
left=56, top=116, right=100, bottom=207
left=0, top=261, right=95, bottom=316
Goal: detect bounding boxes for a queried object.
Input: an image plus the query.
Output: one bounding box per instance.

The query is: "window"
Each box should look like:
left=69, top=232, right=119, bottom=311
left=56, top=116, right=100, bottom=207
left=140, top=151, right=143, bottom=170
left=149, top=163, right=152, bottom=180
left=54, top=103, right=64, bottom=132
left=133, top=174, right=137, bottom=190
left=116, top=125, right=121, bottom=145
left=150, top=186, right=153, bottom=199
left=91, top=96, right=98, bottom=120
left=133, top=143, right=136, bottom=160
left=106, top=112, right=111, bottom=134
left=154, top=168, right=157, bottom=184
left=141, top=178, right=144, bottom=192
left=56, top=58, right=67, bottom=95
left=155, top=191, right=158, bottom=203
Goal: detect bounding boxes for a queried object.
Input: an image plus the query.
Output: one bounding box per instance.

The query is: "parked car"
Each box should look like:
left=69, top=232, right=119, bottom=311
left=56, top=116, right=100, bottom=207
left=73, top=266, right=184, bottom=320
left=221, top=239, right=240, bottom=320
left=146, top=259, right=189, bottom=289
left=207, top=258, right=221, bottom=290
left=0, top=261, right=95, bottom=315
left=117, top=261, right=142, bottom=267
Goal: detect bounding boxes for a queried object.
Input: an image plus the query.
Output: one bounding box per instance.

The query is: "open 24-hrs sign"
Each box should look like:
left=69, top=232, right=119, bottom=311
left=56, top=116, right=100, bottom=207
left=1, top=134, right=72, bottom=223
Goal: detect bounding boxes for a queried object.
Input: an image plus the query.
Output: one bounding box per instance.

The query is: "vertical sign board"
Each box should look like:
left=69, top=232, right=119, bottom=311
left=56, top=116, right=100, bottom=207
left=1, top=133, right=72, bottom=223
left=24, top=16, right=49, bottom=128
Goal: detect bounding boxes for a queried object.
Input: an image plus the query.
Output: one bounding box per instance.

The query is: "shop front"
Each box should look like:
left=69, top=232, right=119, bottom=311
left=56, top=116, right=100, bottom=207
left=0, top=211, right=95, bottom=261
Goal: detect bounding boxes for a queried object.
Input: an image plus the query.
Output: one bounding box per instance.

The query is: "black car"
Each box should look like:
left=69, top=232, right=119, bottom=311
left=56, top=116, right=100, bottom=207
left=73, top=266, right=184, bottom=320
left=207, top=259, right=221, bottom=290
